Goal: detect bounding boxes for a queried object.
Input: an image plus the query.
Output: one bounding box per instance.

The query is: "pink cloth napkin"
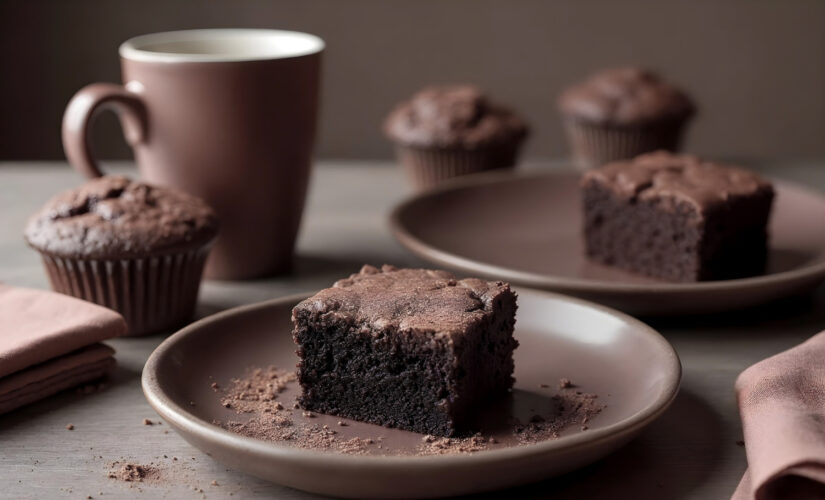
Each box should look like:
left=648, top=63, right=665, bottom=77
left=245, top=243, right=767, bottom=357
left=0, top=344, right=115, bottom=414
left=733, top=330, right=825, bottom=500
left=0, top=284, right=126, bottom=414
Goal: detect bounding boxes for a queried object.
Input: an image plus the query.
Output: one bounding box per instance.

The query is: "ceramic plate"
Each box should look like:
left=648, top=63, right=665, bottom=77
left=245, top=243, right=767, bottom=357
left=390, top=170, right=825, bottom=315
left=142, top=288, right=680, bottom=499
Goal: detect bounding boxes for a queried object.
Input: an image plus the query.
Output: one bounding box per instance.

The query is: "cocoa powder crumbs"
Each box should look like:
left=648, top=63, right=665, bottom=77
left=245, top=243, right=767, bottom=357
left=220, top=414, right=375, bottom=456
left=107, top=462, right=160, bottom=483
left=418, top=434, right=491, bottom=455
left=218, top=366, right=296, bottom=413
left=512, top=390, right=604, bottom=446
left=214, top=366, right=605, bottom=456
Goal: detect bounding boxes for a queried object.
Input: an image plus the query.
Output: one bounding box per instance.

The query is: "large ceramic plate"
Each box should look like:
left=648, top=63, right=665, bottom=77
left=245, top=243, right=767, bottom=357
left=390, top=170, right=825, bottom=315
left=142, top=288, right=680, bottom=499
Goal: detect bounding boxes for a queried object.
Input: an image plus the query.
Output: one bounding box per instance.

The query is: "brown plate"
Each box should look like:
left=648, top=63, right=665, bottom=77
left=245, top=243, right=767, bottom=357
left=142, top=288, right=680, bottom=498
left=390, top=170, right=825, bottom=315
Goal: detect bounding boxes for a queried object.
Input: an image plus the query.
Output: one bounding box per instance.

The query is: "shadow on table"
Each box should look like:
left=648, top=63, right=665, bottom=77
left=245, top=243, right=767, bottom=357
left=643, top=285, right=825, bottom=334
left=466, top=387, right=726, bottom=500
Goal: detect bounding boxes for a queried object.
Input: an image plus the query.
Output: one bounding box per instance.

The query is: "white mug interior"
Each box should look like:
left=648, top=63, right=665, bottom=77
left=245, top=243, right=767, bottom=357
left=119, top=29, right=325, bottom=63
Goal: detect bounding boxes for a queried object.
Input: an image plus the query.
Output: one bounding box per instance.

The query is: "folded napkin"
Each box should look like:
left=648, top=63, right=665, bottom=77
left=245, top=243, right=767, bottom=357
left=0, top=284, right=126, bottom=414
left=733, top=330, right=825, bottom=500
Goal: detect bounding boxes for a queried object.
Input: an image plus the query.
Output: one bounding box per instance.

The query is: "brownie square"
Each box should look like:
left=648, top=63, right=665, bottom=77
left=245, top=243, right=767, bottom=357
left=582, top=152, right=775, bottom=282
left=291, top=264, right=518, bottom=436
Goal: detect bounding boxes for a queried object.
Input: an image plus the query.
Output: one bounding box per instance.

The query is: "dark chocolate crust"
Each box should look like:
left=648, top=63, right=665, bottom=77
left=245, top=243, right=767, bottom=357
left=383, top=86, right=529, bottom=150
left=559, top=67, right=695, bottom=127
left=24, top=176, right=218, bottom=259
left=582, top=152, right=774, bottom=282
left=292, top=265, right=518, bottom=436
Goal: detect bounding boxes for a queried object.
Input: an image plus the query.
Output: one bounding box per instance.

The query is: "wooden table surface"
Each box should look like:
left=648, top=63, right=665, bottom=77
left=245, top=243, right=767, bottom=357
left=2, top=160, right=824, bottom=500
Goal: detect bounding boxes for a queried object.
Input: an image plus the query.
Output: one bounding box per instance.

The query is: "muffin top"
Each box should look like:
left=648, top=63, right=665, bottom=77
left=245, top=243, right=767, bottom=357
left=583, top=151, right=773, bottom=210
left=383, top=85, right=529, bottom=149
left=558, top=67, right=695, bottom=126
left=25, top=176, right=218, bottom=259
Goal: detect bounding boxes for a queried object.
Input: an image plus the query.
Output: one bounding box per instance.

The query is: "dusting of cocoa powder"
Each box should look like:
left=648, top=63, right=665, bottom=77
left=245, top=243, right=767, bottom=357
left=107, top=462, right=160, bottom=483
left=215, top=366, right=296, bottom=413
left=214, top=366, right=605, bottom=456
left=419, top=433, right=491, bottom=455
left=513, top=389, right=604, bottom=444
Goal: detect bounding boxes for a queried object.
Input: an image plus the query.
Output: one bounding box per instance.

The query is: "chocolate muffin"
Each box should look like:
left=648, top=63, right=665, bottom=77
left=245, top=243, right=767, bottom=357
left=582, top=152, right=774, bottom=282
left=292, top=264, right=518, bottom=436
left=559, top=67, right=695, bottom=168
left=24, top=176, right=218, bottom=335
left=384, top=85, right=529, bottom=190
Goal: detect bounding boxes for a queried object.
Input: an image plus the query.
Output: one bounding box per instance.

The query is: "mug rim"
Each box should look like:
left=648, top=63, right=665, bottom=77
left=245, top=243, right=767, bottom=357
left=119, top=28, right=325, bottom=63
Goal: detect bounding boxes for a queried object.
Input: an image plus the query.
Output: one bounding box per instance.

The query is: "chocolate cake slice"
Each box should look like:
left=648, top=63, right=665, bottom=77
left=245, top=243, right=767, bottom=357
left=582, top=151, right=775, bottom=282
left=292, top=264, right=518, bottom=436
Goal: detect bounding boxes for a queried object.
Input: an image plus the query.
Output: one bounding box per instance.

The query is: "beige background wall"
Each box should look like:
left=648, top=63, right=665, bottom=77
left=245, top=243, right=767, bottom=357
left=1, top=0, right=824, bottom=161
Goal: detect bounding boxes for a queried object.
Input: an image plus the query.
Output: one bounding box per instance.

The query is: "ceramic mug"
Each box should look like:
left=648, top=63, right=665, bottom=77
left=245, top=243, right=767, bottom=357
left=63, top=29, right=324, bottom=280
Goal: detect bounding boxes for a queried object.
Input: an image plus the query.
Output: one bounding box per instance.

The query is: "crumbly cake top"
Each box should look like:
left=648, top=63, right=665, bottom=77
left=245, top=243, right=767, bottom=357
left=25, top=176, right=218, bottom=259
left=293, top=265, right=512, bottom=337
left=383, top=85, right=529, bottom=149
left=558, top=67, right=695, bottom=125
left=583, top=151, right=774, bottom=210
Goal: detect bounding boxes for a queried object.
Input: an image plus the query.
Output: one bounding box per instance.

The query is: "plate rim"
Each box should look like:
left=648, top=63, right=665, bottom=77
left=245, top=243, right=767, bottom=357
left=142, top=287, right=681, bottom=469
left=388, top=168, right=825, bottom=295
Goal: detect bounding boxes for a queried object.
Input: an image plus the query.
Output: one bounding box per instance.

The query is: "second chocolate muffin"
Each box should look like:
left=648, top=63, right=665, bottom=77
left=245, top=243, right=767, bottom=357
left=384, top=86, right=529, bottom=190
left=558, top=67, right=695, bottom=168
left=24, top=176, right=218, bottom=335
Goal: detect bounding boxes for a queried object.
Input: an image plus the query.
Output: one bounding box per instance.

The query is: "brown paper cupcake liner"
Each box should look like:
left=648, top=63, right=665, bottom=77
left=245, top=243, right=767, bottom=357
left=563, top=119, right=687, bottom=169
left=40, top=247, right=210, bottom=336
left=395, top=143, right=521, bottom=191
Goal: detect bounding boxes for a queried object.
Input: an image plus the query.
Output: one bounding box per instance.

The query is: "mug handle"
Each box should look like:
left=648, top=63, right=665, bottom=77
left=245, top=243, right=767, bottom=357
left=62, top=83, right=147, bottom=178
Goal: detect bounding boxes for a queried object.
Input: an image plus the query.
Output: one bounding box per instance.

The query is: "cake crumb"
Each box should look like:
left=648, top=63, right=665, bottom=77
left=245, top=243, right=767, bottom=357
left=107, top=462, right=159, bottom=483
left=142, top=419, right=153, bottom=426
left=211, top=480, right=219, bottom=486
left=559, top=378, right=574, bottom=389
left=66, top=424, right=74, bottom=430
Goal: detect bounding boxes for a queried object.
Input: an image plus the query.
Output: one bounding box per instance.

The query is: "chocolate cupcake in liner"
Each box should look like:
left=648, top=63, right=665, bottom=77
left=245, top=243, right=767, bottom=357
left=558, top=67, right=695, bottom=169
left=24, top=176, right=218, bottom=336
left=385, top=86, right=529, bottom=190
